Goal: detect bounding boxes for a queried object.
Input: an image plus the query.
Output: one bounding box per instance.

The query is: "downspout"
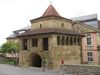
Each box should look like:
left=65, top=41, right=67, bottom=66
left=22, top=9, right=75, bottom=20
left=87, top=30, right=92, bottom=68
left=21, top=38, right=24, bottom=65
left=80, top=37, right=83, bottom=64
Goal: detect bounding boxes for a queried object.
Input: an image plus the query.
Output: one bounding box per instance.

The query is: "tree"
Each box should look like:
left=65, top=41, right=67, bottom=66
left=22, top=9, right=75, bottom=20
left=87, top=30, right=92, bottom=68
left=1, top=42, right=19, bottom=55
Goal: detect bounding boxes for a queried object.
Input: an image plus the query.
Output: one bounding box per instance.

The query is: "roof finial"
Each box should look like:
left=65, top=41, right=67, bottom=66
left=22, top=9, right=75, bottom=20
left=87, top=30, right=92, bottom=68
left=50, top=1, right=52, bottom=5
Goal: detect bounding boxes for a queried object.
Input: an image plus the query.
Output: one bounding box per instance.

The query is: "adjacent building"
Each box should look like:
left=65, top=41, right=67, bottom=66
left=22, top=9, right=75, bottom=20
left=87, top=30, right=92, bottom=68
left=7, top=26, right=30, bottom=43
left=71, top=14, right=100, bottom=65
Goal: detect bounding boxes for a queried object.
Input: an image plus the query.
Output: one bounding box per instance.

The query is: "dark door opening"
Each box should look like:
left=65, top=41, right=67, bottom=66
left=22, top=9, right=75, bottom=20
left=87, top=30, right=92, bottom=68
left=43, top=38, right=48, bottom=51
left=31, top=53, right=42, bottom=67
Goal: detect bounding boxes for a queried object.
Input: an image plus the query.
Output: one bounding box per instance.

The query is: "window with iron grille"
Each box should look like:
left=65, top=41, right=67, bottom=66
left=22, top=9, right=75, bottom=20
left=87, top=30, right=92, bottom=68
left=87, top=52, right=93, bottom=62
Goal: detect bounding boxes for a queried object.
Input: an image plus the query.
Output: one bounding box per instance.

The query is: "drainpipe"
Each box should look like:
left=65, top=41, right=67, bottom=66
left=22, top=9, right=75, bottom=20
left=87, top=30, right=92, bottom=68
left=80, top=37, right=83, bottom=64
left=20, top=38, right=23, bottom=65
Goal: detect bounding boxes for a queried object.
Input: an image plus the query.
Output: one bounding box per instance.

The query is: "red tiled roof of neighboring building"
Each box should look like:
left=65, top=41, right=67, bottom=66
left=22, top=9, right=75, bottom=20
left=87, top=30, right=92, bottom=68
left=42, top=4, right=60, bottom=17
left=18, top=28, right=84, bottom=37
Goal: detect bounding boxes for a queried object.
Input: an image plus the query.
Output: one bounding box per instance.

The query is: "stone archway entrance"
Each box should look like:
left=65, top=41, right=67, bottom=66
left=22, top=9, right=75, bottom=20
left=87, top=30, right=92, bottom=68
left=31, top=53, right=42, bottom=67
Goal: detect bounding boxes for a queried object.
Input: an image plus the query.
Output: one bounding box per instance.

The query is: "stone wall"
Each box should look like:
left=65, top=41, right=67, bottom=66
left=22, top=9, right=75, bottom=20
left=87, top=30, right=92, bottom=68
left=19, top=34, right=82, bottom=69
left=31, top=18, right=72, bottom=30
left=61, top=65, right=100, bottom=75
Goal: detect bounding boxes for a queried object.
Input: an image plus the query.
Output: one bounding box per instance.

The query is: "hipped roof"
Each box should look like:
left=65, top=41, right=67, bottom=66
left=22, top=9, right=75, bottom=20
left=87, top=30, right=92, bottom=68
left=42, top=4, right=60, bottom=17
left=30, top=4, right=72, bottom=23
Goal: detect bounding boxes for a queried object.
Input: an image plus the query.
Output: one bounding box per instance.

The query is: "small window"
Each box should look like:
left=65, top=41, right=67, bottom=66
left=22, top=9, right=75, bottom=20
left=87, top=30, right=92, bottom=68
left=61, top=36, right=65, bottom=45
left=86, top=33, right=93, bottom=46
left=70, top=37, right=73, bottom=45
left=77, top=38, right=81, bottom=45
left=74, top=37, right=76, bottom=45
left=61, top=23, right=64, bottom=27
left=66, top=37, right=69, bottom=45
left=87, top=52, right=93, bottom=62
left=43, top=38, right=48, bottom=51
left=87, top=37, right=92, bottom=46
left=57, top=36, right=60, bottom=45
left=40, top=24, right=42, bottom=28
left=32, top=38, right=38, bottom=47
left=88, top=52, right=92, bottom=56
left=22, top=39, right=27, bottom=50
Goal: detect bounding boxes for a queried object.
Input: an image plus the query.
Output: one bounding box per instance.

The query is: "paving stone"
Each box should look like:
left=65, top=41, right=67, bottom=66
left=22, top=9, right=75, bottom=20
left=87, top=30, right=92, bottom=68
left=0, top=64, right=70, bottom=75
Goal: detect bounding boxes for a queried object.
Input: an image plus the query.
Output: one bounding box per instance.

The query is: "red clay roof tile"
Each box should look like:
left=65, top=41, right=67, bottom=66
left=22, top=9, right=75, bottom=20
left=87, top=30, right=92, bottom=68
left=42, top=4, right=60, bottom=17
left=18, top=28, right=84, bottom=37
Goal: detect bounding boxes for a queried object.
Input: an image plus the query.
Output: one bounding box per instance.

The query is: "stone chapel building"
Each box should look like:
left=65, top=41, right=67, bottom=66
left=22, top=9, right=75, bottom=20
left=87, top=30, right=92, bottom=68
left=18, top=4, right=84, bottom=69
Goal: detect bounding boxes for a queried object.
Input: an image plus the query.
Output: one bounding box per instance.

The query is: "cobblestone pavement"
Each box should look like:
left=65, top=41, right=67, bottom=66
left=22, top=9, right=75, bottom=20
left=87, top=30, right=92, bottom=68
left=0, top=64, right=65, bottom=75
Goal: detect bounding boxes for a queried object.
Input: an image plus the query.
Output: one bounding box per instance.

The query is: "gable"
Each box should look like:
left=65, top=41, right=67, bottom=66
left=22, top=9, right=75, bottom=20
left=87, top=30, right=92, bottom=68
left=72, top=22, right=100, bottom=33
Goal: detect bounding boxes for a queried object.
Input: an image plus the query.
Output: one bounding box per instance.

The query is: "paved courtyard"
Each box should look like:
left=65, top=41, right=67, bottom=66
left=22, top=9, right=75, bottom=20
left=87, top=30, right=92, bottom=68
left=0, top=64, right=65, bottom=75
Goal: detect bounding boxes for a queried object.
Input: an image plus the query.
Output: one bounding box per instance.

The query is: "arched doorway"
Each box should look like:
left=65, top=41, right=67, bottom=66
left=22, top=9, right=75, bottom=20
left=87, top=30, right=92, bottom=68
left=31, top=53, right=42, bottom=67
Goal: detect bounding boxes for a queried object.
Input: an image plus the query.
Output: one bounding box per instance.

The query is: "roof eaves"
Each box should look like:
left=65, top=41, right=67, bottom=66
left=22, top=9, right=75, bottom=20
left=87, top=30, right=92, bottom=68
left=30, top=16, right=72, bottom=23
left=18, top=28, right=84, bottom=37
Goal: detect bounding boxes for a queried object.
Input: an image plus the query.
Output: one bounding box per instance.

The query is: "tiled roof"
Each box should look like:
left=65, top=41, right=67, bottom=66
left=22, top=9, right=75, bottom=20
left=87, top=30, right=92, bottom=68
left=6, top=34, right=17, bottom=39
left=7, top=26, right=31, bottom=39
left=18, top=28, right=83, bottom=37
left=13, top=26, right=30, bottom=33
left=6, top=37, right=17, bottom=39
left=30, top=4, right=72, bottom=23
left=42, top=4, right=60, bottom=17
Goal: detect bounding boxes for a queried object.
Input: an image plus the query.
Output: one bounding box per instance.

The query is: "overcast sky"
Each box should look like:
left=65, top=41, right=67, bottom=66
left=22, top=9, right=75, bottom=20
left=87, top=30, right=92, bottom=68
left=0, top=0, right=100, bottom=45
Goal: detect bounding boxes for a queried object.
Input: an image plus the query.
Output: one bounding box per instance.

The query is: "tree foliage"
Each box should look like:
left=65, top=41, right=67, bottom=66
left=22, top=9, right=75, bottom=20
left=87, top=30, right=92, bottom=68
left=1, top=42, right=19, bottom=53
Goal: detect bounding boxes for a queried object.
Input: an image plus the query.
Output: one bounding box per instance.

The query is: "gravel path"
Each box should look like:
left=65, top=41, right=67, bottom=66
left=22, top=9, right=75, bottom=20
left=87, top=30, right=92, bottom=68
left=0, top=64, right=65, bottom=75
